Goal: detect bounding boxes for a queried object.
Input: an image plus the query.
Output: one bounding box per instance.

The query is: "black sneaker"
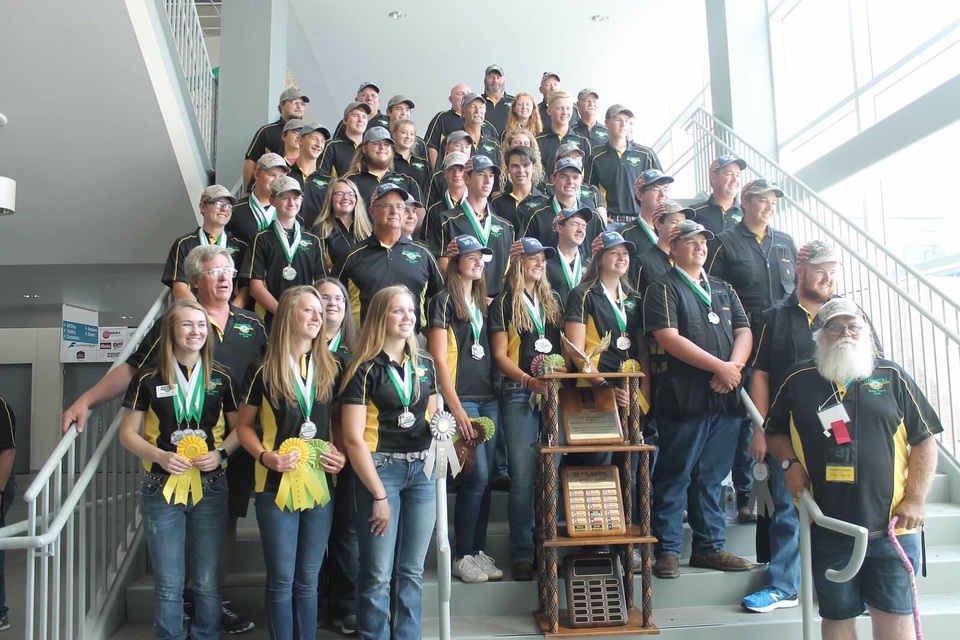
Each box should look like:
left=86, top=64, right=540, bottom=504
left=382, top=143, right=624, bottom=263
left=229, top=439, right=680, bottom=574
left=0, top=615, right=10, bottom=631
left=221, top=602, right=255, bottom=635
left=334, top=614, right=357, bottom=635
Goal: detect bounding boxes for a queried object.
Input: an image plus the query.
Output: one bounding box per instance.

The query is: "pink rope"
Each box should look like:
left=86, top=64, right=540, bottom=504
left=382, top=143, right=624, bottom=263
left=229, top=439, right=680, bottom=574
left=887, top=516, right=922, bottom=640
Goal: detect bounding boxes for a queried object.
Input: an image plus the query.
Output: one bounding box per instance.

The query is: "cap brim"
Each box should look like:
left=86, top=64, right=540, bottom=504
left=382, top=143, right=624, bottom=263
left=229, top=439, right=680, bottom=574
left=602, top=239, right=636, bottom=253
left=675, top=229, right=715, bottom=243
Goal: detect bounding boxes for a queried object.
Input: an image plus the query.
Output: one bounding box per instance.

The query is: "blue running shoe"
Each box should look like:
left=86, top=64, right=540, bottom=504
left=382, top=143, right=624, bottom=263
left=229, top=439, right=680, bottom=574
left=741, top=586, right=799, bottom=613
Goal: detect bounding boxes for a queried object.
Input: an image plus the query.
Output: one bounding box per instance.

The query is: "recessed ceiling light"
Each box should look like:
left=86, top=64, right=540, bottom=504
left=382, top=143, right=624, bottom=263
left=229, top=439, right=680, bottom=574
left=21, top=293, right=39, bottom=299
left=120, top=315, right=132, bottom=320
left=591, top=14, right=609, bottom=23
left=388, top=10, right=407, bottom=20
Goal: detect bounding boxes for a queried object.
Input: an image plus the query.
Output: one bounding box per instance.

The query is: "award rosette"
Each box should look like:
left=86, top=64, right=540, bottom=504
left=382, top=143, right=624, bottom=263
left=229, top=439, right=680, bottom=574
left=533, top=353, right=565, bottom=376
left=163, top=435, right=208, bottom=505
left=619, top=358, right=650, bottom=415
left=275, top=437, right=327, bottom=511
left=306, top=439, right=333, bottom=507
left=424, top=411, right=461, bottom=480
left=749, top=461, right=775, bottom=518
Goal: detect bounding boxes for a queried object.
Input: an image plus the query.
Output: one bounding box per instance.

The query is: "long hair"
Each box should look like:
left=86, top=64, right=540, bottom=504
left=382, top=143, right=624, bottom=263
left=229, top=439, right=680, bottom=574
left=581, top=246, right=634, bottom=292
left=314, top=276, right=358, bottom=353
left=446, top=254, right=488, bottom=321
left=346, top=143, right=396, bottom=176
left=389, top=119, right=418, bottom=152
left=504, top=254, right=562, bottom=333
left=312, top=178, right=372, bottom=242
left=340, top=285, right=422, bottom=400
left=153, top=300, right=214, bottom=391
left=505, top=92, right=543, bottom=137
left=499, top=129, right=546, bottom=190
left=262, top=286, right=338, bottom=407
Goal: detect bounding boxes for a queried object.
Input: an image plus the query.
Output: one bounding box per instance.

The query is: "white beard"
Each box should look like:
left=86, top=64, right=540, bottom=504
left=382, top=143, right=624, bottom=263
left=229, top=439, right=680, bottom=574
left=815, top=335, right=876, bottom=384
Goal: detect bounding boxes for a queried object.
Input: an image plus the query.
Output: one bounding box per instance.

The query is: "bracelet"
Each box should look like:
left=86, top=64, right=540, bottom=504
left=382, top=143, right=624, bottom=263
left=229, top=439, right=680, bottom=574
left=520, top=373, right=529, bottom=388
left=374, top=495, right=388, bottom=501
left=259, top=451, right=267, bottom=466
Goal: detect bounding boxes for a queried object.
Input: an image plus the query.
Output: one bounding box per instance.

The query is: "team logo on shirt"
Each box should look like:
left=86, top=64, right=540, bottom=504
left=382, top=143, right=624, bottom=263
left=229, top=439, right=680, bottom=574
left=863, top=377, right=890, bottom=395
left=416, top=364, right=429, bottom=381
left=412, top=161, right=427, bottom=170
left=623, top=299, right=637, bottom=311
left=298, top=240, right=312, bottom=249
left=731, top=212, right=743, bottom=223
left=595, top=130, right=609, bottom=140
left=401, top=250, right=422, bottom=263
left=626, top=156, right=641, bottom=167
left=491, top=224, right=504, bottom=237
left=206, top=377, right=223, bottom=394
left=310, top=176, right=329, bottom=189
left=482, top=144, right=496, bottom=153
left=226, top=246, right=239, bottom=255
left=234, top=322, right=254, bottom=338
left=387, top=176, right=404, bottom=186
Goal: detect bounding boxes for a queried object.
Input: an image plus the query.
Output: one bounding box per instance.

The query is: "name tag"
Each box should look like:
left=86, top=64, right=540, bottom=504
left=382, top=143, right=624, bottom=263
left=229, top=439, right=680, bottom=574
left=824, top=444, right=856, bottom=484
left=156, top=384, right=178, bottom=398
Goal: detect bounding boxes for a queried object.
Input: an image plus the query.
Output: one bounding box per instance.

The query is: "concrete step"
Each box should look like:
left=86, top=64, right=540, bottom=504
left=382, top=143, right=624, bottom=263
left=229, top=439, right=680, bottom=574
left=928, top=471, right=951, bottom=503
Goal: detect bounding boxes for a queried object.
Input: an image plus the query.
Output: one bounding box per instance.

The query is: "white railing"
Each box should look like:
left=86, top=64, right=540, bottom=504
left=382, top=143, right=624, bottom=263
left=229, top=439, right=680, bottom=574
left=162, top=0, right=217, bottom=163
left=0, top=290, right=168, bottom=639
left=671, top=108, right=960, bottom=455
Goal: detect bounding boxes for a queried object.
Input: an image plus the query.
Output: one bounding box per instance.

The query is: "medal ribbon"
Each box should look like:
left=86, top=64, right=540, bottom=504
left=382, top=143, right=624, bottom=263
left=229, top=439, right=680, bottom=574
left=444, top=190, right=455, bottom=210
left=163, top=436, right=207, bottom=505
left=327, top=331, right=342, bottom=353
left=198, top=228, right=227, bottom=248
left=289, top=354, right=315, bottom=422
left=521, top=291, right=546, bottom=337
left=636, top=216, right=657, bottom=245
left=386, top=359, right=413, bottom=407
left=460, top=201, right=491, bottom=245
left=173, top=360, right=205, bottom=426
left=250, top=196, right=276, bottom=230
left=559, top=250, right=582, bottom=289
left=602, top=283, right=628, bottom=333
left=674, top=266, right=713, bottom=309
left=466, top=297, right=483, bottom=343
left=273, top=220, right=302, bottom=267
left=274, top=438, right=330, bottom=511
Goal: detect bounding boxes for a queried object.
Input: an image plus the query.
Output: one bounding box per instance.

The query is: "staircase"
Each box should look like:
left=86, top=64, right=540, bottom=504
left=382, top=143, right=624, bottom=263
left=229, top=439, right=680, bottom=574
left=116, top=462, right=960, bottom=639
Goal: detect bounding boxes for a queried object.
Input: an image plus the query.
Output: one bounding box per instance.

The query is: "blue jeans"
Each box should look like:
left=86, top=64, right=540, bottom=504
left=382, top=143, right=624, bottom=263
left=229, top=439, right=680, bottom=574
left=0, top=476, right=15, bottom=619
left=763, top=454, right=800, bottom=594
left=455, top=400, right=498, bottom=557
left=652, top=413, right=739, bottom=558
left=141, top=473, right=227, bottom=640
left=255, top=491, right=335, bottom=640
left=502, top=384, right=541, bottom=564
left=355, top=454, right=436, bottom=640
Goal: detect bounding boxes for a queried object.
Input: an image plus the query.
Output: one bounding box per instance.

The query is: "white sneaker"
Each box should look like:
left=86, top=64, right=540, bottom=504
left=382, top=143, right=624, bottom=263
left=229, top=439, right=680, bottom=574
left=474, top=550, right=504, bottom=580
left=453, top=555, right=488, bottom=583
left=631, top=548, right=644, bottom=572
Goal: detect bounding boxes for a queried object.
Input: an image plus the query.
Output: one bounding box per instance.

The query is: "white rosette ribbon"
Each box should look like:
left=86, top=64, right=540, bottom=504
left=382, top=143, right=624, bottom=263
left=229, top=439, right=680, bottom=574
left=424, top=410, right=461, bottom=480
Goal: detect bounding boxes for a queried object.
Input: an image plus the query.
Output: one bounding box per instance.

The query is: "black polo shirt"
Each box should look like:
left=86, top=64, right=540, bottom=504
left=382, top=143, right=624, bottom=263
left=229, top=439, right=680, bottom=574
left=708, top=222, right=798, bottom=318
left=766, top=359, right=942, bottom=534
left=690, top=195, right=743, bottom=236
left=428, top=291, right=496, bottom=401
left=226, top=196, right=275, bottom=248
left=245, top=224, right=328, bottom=328
left=565, top=281, right=643, bottom=374
left=522, top=198, right=604, bottom=258
left=510, top=191, right=551, bottom=233
left=123, top=363, right=237, bottom=473
left=425, top=109, right=498, bottom=154
left=482, top=93, right=514, bottom=136
left=343, top=169, right=423, bottom=210
left=340, top=352, right=438, bottom=453
left=489, top=290, right=564, bottom=375
left=161, top=229, right=248, bottom=293
left=245, top=119, right=284, bottom=162
left=536, top=130, right=592, bottom=178
left=634, top=245, right=673, bottom=297
left=572, top=121, right=611, bottom=153
left=332, top=112, right=390, bottom=139
left=422, top=196, right=464, bottom=258
left=439, top=205, right=514, bottom=296
left=546, top=249, right=587, bottom=310
left=586, top=143, right=661, bottom=217
left=619, top=218, right=659, bottom=271
left=298, top=171, right=332, bottom=231
left=490, top=188, right=545, bottom=232
left=468, top=135, right=503, bottom=169
left=543, top=184, right=607, bottom=211
left=0, top=398, right=15, bottom=452
left=242, top=357, right=340, bottom=492
left=318, top=218, right=364, bottom=273
left=394, top=153, right=431, bottom=196
left=318, top=136, right=360, bottom=179
left=335, top=235, right=444, bottom=331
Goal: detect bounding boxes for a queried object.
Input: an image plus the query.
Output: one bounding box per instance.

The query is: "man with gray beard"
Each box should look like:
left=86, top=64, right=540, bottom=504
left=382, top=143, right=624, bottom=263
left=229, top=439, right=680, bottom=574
left=764, top=297, right=941, bottom=640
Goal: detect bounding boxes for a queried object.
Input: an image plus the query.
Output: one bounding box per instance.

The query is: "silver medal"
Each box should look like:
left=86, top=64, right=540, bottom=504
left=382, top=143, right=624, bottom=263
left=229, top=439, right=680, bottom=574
left=299, top=420, right=317, bottom=440
left=534, top=338, right=553, bottom=353
left=282, top=266, right=297, bottom=281
left=171, top=430, right=185, bottom=445
left=398, top=410, right=416, bottom=429
left=752, top=461, right=769, bottom=482
left=471, top=343, right=485, bottom=360
left=708, top=311, right=720, bottom=324
left=616, top=336, right=631, bottom=350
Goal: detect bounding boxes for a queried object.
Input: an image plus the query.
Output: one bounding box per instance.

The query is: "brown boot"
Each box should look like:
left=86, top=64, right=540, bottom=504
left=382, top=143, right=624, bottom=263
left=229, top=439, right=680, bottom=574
left=689, top=551, right=754, bottom=572
left=652, top=554, right=680, bottom=579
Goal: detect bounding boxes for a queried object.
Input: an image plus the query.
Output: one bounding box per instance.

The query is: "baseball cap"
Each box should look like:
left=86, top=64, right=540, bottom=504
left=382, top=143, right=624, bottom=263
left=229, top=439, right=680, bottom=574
left=741, top=179, right=785, bottom=199
left=557, top=207, right=592, bottom=224
left=279, top=87, right=309, bottom=104
left=460, top=92, right=485, bottom=111
left=466, top=154, right=500, bottom=178
left=362, top=126, right=395, bottom=145
left=578, top=88, right=599, bottom=101
left=515, top=237, right=557, bottom=259
left=817, top=298, right=862, bottom=327
left=270, top=176, right=302, bottom=196
left=446, top=130, right=474, bottom=146
left=442, top=151, right=469, bottom=170
left=635, top=169, right=675, bottom=191
left=451, top=234, right=494, bottom=258
left=594, top=230, right=636, bottom=254
left=256, top=153, right=290, bottom=172
left=387, top=95, right=415, bottom=110
left=343, top=101, right=373, bottom=118
left=299, top=122, right=331, bottom=139
left=356, top=81, right=380, bottom=94
left=710, top=155, right=747, bottom=172
left=542, top=71, right=561, bottom=82
left=554, top=157, right=584, bottom=174
left=653, top=201, right=695, bottom=224
left=670, top=220, right=715, bottom=245
left=201, top=185, right=237, bottom=205
left=797, top=240, right=841, bottom=266
left=282, top=118, right=305, bottom=134
left=605, top=104, right=634, bottom=120
left=556, top=141, right=586, bottom=158
left=485, top=64, right=504, bottom=76
left=371, top=182, right=410, bottom=205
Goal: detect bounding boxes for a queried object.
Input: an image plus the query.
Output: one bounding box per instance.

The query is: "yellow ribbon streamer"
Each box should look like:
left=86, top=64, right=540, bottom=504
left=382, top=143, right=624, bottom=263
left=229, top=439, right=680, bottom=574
left=620, top=359, right=651, bottom=415
left=275, top=438, right=329, bottom=511
left=163, top=436, right=208, bottom=505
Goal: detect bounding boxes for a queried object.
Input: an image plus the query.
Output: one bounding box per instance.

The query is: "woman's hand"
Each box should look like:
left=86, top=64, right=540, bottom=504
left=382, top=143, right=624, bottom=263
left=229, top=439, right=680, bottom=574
left=527, top=377, right=549, bottom=395
left=319, top=445, right=346, bottom=474
left=159, top=451, right=191, bottom=475
left=191, top=451, right=222, bottom=473
left=369, top=496, right=391, bottom=536
left=613, top=387, right=629, bottom=408
left=452, top=406, right=474, bottom=440
left=263, top=450, right=301, bottom=472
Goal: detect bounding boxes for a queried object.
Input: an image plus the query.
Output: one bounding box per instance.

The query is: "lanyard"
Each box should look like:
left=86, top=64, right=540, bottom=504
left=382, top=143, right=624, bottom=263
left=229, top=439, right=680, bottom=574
left=558, top=249, right=582, bottom=289
left=385, top=359, right=413, bottom=407
left=173, top=360, right=205, bottom=425
left=674, top=266, right=713, bottom=308
left=466, top=296, right=483, bottom=342
left=250, top=196, right=275, bottom=231
left=289, top=354, right=315, bottom=421
left=636, top=216, right=657, bottom=245
left=273, top=220, right=302, bottom=266
left=327, top=331, right=341, bottom=353
left=552, top=196, right=580, bottom=216
left=602, top=283, right=628, bottom=332
left=521, top=291, right=546, bottom=337
left=460, top=200, right=491, bottom=245
left=198, top=228, right=227, bottom=248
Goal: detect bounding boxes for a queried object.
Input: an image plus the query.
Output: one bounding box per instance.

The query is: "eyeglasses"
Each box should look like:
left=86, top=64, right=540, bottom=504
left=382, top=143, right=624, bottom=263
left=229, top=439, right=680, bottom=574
left=201, top=267, right=238, bottom=279
left=331, top=191, right=356, bottom=200
left=374, top=203, right=406, bottom=212
left=822, top=321, right=864, bottom=337
left=207, top=202, right=234, bottom=211
left=320, top=294, right=346, bottom=305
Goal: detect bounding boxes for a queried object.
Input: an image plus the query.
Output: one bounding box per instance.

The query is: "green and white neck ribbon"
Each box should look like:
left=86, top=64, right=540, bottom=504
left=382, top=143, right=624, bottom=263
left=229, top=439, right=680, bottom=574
left=521, top=291, right=546, bottom=338
left=674, top=266, right=713, bottom=309
left=289, top=354, right=315, bottom=422
left=327, top=331, right=342, bottom=353
left=552, top=197, right=580, bottom=216
left=198, top=227, right=227, bottom=248
left=602, top=283, right=628, bottom=333
left=558, top=248, right=582, bottom=289
left=460, top=200, right=491, bottom=245
left=636, top=215, right=657, bottom=245
left=250, top=196, right=276, bottom=231
left=173, top=358, right=205, bottom=426
left=466, top=296, right=483, bottom=342
left=273, top=219, right=302, bottom=267
left=386, top=358, right=413, bottom=408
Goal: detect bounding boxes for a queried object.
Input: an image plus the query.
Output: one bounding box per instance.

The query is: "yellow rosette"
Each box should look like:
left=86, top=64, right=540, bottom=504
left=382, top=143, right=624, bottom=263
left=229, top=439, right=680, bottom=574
left=274, top=438, right=327, bottom=511
left=620, top=359, right=650, bottom=415
left=163, top=436, right=208, bottom=505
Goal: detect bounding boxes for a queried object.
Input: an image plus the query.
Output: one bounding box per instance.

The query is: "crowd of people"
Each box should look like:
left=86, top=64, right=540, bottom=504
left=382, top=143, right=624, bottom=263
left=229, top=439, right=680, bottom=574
left=60, top=65, right=942, bottom=640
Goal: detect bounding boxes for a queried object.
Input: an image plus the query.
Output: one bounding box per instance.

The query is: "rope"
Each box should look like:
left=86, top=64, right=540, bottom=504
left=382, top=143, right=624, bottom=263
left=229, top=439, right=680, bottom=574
left=887, top=516, right=922, bottom=640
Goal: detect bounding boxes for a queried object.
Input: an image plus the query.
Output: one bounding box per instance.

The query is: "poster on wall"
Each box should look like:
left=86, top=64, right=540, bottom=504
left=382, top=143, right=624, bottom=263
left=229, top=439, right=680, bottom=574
left=60, top=305, right=99, bottom=363
left=97, top=327, right=137, bottom=363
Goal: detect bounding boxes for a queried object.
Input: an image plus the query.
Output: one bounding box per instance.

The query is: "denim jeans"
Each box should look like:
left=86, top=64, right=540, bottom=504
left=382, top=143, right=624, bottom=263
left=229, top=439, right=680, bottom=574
left=141, top=473, right=227, bottom=640
left=0, top=476, right=16, bottom=619
left=501, top=384, right=541, bottom=564
left=255, top=490, right=335, bottom=639
left=652, top=412, right=739, bottom=558
left=326, top=465, right=359, bottom=621
left=455, top=400, right=498, bottom=557
left=355, top=454, right=436, bottom=640
left=763, top=453, right=801, bottom=594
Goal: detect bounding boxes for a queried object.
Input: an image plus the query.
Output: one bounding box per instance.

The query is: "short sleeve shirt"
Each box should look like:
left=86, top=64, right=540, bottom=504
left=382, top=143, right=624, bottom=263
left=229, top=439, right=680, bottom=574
left=489, top=290, right=564, bottom=375
left=564, top=281, right=643, bottom=374
left=438, top=207, right=515, bottom=297
left=428, top=291, right=495, bottom=401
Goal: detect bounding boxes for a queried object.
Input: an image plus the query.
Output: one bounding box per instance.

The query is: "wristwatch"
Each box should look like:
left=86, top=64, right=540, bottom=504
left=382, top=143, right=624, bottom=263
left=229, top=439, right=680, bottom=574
left=216, top=447, right=228, bottom=464
left=781, top=457, right=801, bottom=471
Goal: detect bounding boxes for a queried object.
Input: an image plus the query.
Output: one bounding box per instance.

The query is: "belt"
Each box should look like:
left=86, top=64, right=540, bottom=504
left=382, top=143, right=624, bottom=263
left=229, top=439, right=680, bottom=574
left=143, top=468, right=226, bottom=485
left=382, top=450, right=430, bottom=462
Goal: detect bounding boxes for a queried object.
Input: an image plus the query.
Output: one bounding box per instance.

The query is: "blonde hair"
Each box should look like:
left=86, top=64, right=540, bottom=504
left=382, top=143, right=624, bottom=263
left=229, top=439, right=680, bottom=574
left=505, top=92, right=543, bottom=137
left=581, top=247, right=634, bottom=293
left=153, top=300, right=213, bottom=391
left=547, top=90, right=572, bottom=107
left=504, top=254, right=562, bottom=333
left=262, top=286, right=338, bottom=407
left=312, top=177, right=372, bottom=242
